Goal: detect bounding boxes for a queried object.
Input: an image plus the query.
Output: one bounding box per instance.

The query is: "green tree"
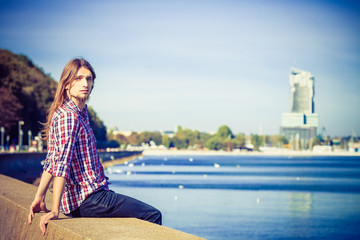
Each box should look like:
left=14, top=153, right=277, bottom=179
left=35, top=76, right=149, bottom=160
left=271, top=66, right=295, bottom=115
left=198, top=132, right=212, bottom=149
left=162, top=135, right=172, bottom=148
left=0, top=87, right=23, bottom=131
left=0, top=49, right=57, bottom=144
left=217, top=125, right=234, bottom=139
left=114, top=134, right=128, bottom=146
left=172, top=136, right=187, bottom=149
left=88, top=106, right=107, bottom=142
left=138, top=131, right=162, bottom=145
left=232, top=133, right=246, bottom=149
left=312, top=137, right=321, bottom=146
left=251, top=134, right=263, bottom=150
left=205, top=125, right=235, bottom=151
left=270, top=135, right=288, bottom=147
left=206, top=135, right=224, bottom=150
left=127, top=132, right=142, bottom=145
left=171, top=126, right=201, bottom=149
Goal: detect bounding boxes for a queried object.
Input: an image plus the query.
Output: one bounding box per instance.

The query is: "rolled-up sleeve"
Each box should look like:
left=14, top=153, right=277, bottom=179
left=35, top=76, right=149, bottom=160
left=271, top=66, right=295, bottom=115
left=52, top=111, right=80, bottom=178
left=43, top=152, right=52, bottom=173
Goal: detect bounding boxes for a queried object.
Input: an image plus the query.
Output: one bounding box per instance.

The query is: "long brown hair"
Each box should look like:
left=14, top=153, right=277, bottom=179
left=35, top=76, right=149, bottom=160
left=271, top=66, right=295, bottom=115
left=42, top=58, right=96, bottom=140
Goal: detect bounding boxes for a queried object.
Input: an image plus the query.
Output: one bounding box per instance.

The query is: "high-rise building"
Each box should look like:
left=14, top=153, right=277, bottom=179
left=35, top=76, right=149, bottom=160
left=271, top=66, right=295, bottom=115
left=290, top=68, right=314, bottom=114
left=281, top=68, right=319, bottom=149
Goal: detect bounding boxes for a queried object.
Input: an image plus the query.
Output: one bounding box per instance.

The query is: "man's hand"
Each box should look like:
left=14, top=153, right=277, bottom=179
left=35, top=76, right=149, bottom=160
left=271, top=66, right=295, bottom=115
left=28, top=198, right=50, bottom=224
left=39, top=211, right=58, bottom=236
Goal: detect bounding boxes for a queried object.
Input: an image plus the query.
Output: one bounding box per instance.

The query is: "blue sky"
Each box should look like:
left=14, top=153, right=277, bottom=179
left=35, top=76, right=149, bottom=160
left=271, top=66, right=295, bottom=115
left=1, top=0, right=359, bottom=136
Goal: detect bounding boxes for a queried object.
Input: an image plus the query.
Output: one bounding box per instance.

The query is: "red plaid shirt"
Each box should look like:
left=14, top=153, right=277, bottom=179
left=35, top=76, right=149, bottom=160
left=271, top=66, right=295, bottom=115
left=44, top=98, right=109, bottom=214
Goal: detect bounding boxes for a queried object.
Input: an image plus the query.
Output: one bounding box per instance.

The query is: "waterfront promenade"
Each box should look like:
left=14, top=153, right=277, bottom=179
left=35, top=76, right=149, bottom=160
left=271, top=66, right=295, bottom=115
left=0, top=174, right=204, bottom=240
left=0, top=151, right=205, bottom=239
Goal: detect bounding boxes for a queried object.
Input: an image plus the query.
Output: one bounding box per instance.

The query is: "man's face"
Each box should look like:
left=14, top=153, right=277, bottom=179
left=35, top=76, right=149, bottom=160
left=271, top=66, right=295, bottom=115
left=66, top=67, right=94, bottom=104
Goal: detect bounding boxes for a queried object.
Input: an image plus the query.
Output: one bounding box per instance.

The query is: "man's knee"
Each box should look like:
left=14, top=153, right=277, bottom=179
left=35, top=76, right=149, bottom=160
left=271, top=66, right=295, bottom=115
left=148, top=207, right=162, bottom=225
left=154, top=208, right=162, bottom=225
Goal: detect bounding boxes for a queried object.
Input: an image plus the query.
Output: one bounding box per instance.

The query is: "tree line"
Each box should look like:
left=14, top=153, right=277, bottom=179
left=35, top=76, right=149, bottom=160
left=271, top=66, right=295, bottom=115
left=108, top=125, right=289, bottom=151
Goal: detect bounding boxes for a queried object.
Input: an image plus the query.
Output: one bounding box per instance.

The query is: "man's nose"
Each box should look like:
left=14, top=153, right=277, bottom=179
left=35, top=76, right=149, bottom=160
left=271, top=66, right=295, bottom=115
left=82, top=78, right=88, bottom=88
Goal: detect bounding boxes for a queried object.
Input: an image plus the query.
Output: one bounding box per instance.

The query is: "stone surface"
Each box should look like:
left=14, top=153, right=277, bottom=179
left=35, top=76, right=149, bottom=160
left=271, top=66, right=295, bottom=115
left=0, top=174, right=205, bottom=240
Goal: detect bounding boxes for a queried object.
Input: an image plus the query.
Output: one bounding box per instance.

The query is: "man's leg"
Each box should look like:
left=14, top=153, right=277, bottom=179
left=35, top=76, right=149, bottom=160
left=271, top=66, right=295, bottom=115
left=75, top=190, right=162, bottom=225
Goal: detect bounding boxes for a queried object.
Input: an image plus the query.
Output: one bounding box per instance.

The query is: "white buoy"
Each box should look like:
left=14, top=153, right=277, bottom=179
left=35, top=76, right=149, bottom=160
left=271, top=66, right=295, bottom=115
left=214, top=163, right=220, bottom=168
left=126, top=171, right=132, bottom=176
left=178, top=185, right=184, bottom=189
left=256, top=198, right=261, bottom=204
left=203, top=174, right=208, bottom=178
left=129, top=163, right=134, bottom=167
left=141, top=163, right=145, bottom=167
left=189, top=158, right=194, bottom=162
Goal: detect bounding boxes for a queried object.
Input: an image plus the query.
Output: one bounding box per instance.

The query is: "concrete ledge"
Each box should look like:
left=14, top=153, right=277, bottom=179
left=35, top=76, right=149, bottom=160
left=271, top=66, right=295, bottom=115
left=0, top=174, right=205, bottom=240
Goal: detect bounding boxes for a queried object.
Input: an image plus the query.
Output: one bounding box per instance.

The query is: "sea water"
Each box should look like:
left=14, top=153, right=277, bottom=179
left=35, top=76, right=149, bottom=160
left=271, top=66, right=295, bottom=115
left=106, top=155, right=360, bottom=240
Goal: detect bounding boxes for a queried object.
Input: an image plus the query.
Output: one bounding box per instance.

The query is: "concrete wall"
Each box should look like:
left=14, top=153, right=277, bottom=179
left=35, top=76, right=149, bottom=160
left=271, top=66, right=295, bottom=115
left=0, top=174, right=205, bottom=240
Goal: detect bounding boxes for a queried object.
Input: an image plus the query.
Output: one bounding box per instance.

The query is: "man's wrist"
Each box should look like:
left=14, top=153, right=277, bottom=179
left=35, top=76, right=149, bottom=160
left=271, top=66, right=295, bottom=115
left=34, top=194, right=45, bottom=202
left=51, top=210, right=59, bottom=218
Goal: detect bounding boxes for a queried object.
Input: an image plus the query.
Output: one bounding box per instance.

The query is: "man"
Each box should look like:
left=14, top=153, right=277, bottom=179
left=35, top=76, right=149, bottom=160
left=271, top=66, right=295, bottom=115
left=28, top=58, right=161, bottom=235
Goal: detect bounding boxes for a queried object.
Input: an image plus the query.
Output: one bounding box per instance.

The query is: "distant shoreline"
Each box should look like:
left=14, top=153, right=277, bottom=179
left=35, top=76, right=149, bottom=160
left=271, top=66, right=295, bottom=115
left=101, top=154, right=142, bottom=169
left=143, top=149, right=360, bottom=157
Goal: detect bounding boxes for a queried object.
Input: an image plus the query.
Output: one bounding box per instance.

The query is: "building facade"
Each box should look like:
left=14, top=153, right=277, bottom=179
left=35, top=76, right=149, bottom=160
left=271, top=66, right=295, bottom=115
left=281, top=68, right=319, bottom=149
left=289, top=68, right=315, bottom=114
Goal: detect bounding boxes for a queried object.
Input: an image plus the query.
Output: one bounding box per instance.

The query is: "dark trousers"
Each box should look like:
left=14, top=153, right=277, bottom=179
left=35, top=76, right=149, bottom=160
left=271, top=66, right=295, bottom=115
left=68, top=190, right=162, bottom=225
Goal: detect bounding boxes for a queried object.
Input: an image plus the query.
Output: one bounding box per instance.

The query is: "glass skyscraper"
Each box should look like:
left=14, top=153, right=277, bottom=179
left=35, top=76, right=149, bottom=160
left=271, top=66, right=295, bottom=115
left=281, top=68, right=319, bottom=149
left=290, top=68, right=314, bottom=114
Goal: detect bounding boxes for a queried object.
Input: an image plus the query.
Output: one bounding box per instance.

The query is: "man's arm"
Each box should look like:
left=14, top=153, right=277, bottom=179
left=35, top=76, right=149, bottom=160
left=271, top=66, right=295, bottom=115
left=37, top=111, right=79, bottom=235
left=39, top=176, right=66, bottom=236
left=28, top=170, right=53, bottom=224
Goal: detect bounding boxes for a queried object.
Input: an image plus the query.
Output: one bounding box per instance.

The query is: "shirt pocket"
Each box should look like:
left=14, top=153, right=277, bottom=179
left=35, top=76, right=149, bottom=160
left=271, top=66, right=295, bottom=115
left=78, top=123, right=96, bottom=149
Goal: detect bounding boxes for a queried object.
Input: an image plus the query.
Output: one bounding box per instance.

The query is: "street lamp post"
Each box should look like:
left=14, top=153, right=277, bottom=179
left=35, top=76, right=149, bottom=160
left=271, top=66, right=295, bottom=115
left=28, top=130, right=32, bottom=150
left=18, top=121, right=24, bottom=151
left=37, top=132, right=43, bottom=152
left=0, top=127, right=4, bottom=151
left=6, top=135, right=10, bottom=149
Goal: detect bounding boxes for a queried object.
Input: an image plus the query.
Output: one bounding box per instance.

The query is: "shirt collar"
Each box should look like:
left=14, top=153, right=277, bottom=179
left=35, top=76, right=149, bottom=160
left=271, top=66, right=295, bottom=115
left=64, top=98, right=88, bottom=117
